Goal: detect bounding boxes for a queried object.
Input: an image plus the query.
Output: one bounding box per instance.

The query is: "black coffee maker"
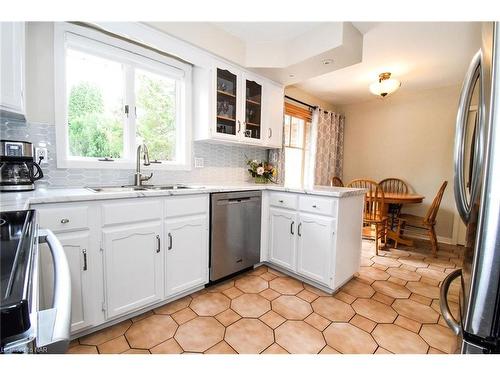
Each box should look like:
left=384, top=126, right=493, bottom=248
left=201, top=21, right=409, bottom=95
left=0, top=140, right=44, bottom=192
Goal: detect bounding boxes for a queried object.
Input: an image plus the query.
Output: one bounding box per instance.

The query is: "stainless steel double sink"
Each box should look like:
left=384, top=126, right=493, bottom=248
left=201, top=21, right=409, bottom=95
left=86, top=184, right=202, bottom=193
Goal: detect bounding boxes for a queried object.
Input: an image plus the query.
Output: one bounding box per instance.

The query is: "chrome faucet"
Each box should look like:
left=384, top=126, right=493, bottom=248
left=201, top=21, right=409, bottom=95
left=134, top=144, right=153, bottom=186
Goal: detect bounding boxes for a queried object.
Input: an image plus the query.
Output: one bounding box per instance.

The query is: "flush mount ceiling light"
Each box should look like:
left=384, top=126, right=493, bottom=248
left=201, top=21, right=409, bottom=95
left=369, top=72, right=401, bottom=98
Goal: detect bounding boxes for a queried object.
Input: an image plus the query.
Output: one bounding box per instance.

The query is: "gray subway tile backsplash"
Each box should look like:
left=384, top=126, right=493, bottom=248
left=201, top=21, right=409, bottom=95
left=1, top=122, right=268, bottom=187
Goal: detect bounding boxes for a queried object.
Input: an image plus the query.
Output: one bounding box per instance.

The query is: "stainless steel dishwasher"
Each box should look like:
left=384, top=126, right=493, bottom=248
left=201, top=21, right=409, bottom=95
left=210, top=191, right=261, bottom=281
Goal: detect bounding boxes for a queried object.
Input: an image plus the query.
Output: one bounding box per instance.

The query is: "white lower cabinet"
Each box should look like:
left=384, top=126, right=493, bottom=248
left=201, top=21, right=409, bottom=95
left=296, top=213, right=335, bottom=285
left=267, top=192, right=342, bottom=289
left=165, top=215, right=208, bottom=297
left=102, top=222, right=164, bottom=319
left=269, top=207, right=297, bottom=271
left=39, top=231, right=94, bottom=333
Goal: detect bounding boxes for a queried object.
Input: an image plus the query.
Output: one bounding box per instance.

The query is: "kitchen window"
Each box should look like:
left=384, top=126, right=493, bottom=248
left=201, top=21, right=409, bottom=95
left=54, top=23, right=192, bottom=169
left=283, top=102, right=312, bottom=188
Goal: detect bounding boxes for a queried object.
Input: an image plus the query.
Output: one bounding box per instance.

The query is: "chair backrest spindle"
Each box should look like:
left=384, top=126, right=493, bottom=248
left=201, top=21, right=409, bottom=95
left=379, top=178, right=409, bottom=194
left=347, top=179, right=385, bottom=222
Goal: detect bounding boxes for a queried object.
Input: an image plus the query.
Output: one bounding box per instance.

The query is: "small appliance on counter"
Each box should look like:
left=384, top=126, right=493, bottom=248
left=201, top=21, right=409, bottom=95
left=0, top=210, right=71, bottom=353
left=0, top=140, right=44, bottom=192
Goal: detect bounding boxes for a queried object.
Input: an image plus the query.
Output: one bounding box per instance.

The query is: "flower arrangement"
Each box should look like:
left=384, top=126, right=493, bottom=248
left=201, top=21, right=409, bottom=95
left=246, top=158, right=277, bottom=184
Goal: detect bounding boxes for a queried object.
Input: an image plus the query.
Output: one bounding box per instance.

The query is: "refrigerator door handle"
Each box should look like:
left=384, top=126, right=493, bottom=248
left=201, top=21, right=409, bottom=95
left=454, top=50, right=483, bottom=223
left=440, top=269, right=462, bottom=335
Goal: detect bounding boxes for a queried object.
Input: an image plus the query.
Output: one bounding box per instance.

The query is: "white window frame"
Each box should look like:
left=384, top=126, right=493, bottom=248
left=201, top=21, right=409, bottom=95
left=54, top=22, right=192, bottom=170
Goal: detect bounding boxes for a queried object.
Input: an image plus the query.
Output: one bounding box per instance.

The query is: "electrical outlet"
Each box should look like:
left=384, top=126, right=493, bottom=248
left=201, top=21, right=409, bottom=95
left=35, top=147, right=48, bottom=164
left=194, top=157, right=204, bottom=168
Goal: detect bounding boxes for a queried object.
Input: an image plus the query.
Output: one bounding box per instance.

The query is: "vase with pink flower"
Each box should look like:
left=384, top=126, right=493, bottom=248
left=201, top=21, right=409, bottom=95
left=246, top=158, right=277, bottom=184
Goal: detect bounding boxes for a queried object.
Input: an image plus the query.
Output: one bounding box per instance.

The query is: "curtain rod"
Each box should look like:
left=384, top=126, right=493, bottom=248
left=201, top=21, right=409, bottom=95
left=284, top=95, right=318, bottom=110
left=285, top=95, right=335, bottom=115
left=69, top=22, right=193, bottom=67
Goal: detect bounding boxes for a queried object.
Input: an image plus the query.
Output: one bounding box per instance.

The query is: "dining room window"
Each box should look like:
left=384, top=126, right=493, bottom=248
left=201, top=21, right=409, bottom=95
left=283, top=102, right=312, bottom=188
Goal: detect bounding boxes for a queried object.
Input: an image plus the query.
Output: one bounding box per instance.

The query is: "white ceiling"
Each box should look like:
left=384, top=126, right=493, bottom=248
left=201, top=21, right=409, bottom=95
left=148, top=21, right=364, bottom=85
left=148, top=21, right=482, bottom=106
left=294, top=22, right=482, bottom=106
left=213, top=22, right=324, bottom=43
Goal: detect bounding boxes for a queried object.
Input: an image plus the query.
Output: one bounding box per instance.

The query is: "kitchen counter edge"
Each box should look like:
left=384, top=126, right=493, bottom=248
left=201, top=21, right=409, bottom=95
left=0, top=185, right=366, bottom=211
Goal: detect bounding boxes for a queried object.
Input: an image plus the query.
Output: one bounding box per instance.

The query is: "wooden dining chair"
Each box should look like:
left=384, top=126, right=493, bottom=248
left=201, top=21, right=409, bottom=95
left=330, top=176, right=344, bottom=187
left=347, top=179, right=388, bottom=255
left=395, top=181, right=448, bottom=256
left=379, top=178, right=410, bottom=226
left=379, top=178, right=409, bottom=194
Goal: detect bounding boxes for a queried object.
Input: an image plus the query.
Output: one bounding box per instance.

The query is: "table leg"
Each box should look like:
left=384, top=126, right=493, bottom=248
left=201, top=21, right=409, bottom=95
left=382, top=203, right=414, bottom=247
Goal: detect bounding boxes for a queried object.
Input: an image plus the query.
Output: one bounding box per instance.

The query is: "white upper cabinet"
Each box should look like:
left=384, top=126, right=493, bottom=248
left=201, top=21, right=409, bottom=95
left=0, top=22, right=25, bottom=118
left=264, top=82, right=284, bottom=148
left=193, top=60, right=284, bottom=148
left=241, top=72, right=264, bottom=144
left=213, top=63, right=242, bottom=141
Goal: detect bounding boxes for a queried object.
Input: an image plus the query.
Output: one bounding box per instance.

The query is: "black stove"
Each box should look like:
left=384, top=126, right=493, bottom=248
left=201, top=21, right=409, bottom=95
left=0, top=210, right=37, bottom=351
left=1, top=209, right=71, bottom=354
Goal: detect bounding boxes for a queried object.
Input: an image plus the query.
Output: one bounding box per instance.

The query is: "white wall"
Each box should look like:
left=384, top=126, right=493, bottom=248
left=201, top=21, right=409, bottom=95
left=25, top=22, right=54, bottom=124
left=339, top=85, right=461, bottom=240
left=145, top=22, right=246, bottom=66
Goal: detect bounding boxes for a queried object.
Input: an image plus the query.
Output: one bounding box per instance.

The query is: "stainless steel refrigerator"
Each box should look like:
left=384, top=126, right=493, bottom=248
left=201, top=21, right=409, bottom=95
left=442, top=21, right=500, bottom=353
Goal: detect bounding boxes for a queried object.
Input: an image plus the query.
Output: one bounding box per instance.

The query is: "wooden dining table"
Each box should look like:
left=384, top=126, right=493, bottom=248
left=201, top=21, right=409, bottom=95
left=366, top=191, right=425, bottom=247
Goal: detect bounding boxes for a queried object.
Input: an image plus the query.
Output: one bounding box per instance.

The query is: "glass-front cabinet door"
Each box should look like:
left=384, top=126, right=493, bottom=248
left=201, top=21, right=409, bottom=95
left=243, top=77, right=263, bottom=141
left=216, top=68, right=239, bottom=137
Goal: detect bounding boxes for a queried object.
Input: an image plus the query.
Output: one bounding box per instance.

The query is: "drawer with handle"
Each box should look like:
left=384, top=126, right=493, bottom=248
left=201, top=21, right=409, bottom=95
left=102, top=199, right=162, bottom=226
left=165, top=194, right=208, bottom=218
left=37, top=205, right=89, bottom=232
left=298, top=195, right=338, bottom=216
left=268, top=192, right=297, bottom=210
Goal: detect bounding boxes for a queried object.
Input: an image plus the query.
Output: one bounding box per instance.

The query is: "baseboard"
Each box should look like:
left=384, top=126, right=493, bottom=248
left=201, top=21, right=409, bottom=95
left=404, top=233, right=456, bottom=245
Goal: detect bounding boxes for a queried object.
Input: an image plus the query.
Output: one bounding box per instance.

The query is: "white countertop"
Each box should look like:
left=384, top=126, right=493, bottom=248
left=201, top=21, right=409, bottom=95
left=0, top=184, right=366, bottom=211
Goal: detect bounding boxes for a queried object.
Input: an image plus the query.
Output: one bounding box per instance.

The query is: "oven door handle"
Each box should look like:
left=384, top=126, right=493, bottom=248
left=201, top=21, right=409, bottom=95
left=439, top=269, right=462, bottom=335
left=37, top=229, right=71, bottom=353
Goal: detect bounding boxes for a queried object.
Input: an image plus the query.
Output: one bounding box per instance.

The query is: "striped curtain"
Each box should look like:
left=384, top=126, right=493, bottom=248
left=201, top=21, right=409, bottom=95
left=313, top=109, right=345, bottom=186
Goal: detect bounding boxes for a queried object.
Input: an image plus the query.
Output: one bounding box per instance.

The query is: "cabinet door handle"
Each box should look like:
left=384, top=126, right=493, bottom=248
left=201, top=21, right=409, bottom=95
left=268, top=128, right=272, bottom=138
left=290, top=221, right=295, bottom=235
left=167, top=233, right=173, bottom=250
left=82, top=249, right=88, bottom=271
left=237, top=120, right=241, bottom=133
left=156, top=235, right=161, bottom=253
left=60, top=218, right=70, bottom=224
left=312, top=205, right=317, bottom=208
left=298, top=223, right=302, bottom=237
left=278, top=199, right=284, bottom=203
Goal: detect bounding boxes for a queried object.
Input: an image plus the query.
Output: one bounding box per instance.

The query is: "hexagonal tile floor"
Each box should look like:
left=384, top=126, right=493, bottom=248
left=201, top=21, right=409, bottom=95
left=68, top=239, right=463, bottom=354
